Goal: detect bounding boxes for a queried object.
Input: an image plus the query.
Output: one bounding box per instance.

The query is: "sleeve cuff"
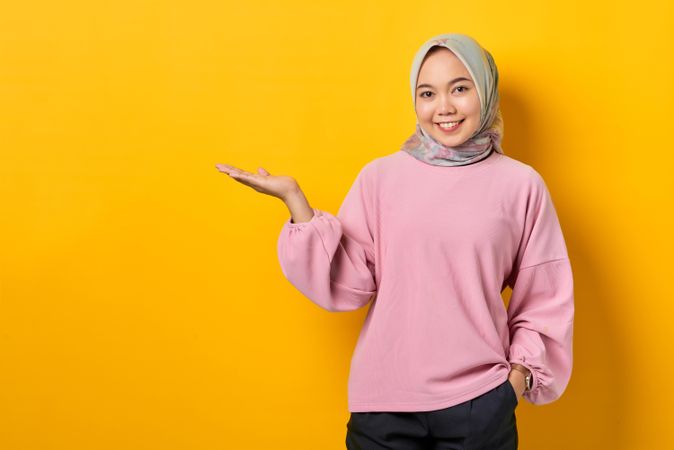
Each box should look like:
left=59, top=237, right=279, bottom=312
left=286, top=207, right=323, bottom=228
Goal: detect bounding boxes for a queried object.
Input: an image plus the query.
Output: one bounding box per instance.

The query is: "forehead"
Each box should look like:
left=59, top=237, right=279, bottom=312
left=417, top=47, right=471, bottom=82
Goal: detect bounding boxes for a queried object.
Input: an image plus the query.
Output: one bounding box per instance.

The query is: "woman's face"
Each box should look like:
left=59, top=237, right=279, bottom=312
left=415, top=47, right=481, bottom=147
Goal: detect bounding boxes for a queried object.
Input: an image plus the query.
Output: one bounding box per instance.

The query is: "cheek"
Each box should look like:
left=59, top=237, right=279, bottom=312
left=465, top=96, right=481, bottom=119
left=457, top=97, right=480, bottom=117
left=415, top=103, right=434, bottom=121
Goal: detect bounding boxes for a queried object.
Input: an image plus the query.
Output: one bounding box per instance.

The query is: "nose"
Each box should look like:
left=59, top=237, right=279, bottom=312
left=438, top=94, right=456, bottom=114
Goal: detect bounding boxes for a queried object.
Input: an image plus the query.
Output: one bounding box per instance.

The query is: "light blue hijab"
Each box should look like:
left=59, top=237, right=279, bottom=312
left=401, top=33, right=504, bottom=167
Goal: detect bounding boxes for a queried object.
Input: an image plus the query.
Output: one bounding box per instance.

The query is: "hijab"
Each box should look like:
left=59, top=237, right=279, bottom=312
left=401, top=33, right=504, bottom=166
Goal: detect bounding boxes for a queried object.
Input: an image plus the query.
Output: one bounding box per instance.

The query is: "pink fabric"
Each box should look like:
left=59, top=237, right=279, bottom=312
left=277, top=150, right=574, bottom=413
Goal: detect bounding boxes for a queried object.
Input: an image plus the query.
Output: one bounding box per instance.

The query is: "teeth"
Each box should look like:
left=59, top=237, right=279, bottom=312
left=438, top=120, right=462, bottom=128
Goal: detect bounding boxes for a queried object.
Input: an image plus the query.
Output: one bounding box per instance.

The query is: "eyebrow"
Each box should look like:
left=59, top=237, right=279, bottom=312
left=416, top=77, right=472, bottom=90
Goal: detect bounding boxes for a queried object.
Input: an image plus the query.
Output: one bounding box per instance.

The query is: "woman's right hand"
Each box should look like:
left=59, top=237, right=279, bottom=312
left=215, top=163, right=300, bottom=201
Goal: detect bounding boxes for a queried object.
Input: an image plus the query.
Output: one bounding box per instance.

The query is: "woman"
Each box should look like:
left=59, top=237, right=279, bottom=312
left=216, top=33, right=574, bottom=450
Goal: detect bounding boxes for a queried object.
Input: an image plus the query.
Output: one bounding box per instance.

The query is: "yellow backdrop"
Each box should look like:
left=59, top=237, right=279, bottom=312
left=2, top=0, right=673, bottom=449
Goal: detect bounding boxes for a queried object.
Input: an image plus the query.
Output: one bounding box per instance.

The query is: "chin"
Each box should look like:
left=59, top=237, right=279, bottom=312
left=435, top=134, right=468, bottom=147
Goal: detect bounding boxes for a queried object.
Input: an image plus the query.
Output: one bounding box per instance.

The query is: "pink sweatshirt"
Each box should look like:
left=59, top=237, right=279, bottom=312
left=277, top=149, right=574, bottom=413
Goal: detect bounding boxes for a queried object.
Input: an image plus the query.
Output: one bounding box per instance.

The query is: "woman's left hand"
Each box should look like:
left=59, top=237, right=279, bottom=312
left=507, top=370, right=526, bottom=403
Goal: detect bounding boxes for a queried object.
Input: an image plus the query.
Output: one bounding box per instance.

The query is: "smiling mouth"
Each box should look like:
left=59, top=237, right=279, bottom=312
left=435, top=119, right=465, bottom=131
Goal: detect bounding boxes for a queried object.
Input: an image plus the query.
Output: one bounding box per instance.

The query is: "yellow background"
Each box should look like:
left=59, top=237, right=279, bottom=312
left=2, top=0, right=673, bottom=448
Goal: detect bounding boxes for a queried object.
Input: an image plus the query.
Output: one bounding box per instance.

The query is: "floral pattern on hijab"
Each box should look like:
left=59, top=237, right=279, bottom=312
left=401, top=34, right=504, bottom=167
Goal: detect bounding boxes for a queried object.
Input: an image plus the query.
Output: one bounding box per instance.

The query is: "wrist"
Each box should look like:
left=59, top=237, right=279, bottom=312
left=508, top=370, right=526, bottom=397
left=510, top=363, right=533, bottom=391
left=510, top=363, right=529, bottom=374
left=281, top=183, right=303, bottom=203
left=283, top=188, right=314, bottom=224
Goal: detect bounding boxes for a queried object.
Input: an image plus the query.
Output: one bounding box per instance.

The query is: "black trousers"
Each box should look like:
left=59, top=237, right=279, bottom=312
left=345, top=378, right=518, bottom=450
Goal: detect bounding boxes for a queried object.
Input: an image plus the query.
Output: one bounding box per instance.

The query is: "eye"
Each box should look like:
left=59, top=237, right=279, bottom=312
left=454, top=85, right=469, bottom=93
left=419, top=91, right=433, bottom=98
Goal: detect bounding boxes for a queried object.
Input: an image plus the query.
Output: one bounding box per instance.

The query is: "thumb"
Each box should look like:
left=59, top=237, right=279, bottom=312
left=257, top=167, right=270, bottom=176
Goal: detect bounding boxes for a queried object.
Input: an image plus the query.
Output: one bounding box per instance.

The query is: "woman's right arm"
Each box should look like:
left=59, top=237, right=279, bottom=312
left=277, top=167, right=377, bottom=312
left=215, top=162, right=377, bottom=312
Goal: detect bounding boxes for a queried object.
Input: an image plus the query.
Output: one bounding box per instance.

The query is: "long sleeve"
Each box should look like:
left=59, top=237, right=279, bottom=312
left=506, top=169, right=575, bottom=405
left=276, top=165, right=377, bottom=312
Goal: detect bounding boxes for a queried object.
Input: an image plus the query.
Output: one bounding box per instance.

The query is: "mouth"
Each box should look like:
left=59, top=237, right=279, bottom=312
left=435, top=119, right=465, bottom=133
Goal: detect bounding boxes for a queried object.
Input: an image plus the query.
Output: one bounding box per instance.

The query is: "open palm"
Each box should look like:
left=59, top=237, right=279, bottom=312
left=215, top=163, right=298, bottom=201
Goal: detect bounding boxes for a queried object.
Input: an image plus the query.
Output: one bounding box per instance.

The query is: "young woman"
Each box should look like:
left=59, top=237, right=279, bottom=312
left=216, top=33, right=574, bottom=450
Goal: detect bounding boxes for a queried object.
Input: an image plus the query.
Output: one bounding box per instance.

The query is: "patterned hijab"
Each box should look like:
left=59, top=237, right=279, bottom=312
left=401, top=33, right=504, bottom=166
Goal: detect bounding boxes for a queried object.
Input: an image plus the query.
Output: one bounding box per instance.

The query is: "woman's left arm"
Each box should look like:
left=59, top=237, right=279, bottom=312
left=506, top=169, right=575, bottom=405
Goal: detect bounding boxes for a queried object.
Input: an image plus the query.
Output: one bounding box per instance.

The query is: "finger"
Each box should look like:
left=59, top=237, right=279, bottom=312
left=229, top=169, right=259, bottom=183
left=257, top=167, right=270, bottom=176
left=229, top=168, right=249, bottom=178
left=230, top=174, right=262, bottom=191
left=227, top=171, right=250, bottom=184
left=215, top=163, right=236, bottom=174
